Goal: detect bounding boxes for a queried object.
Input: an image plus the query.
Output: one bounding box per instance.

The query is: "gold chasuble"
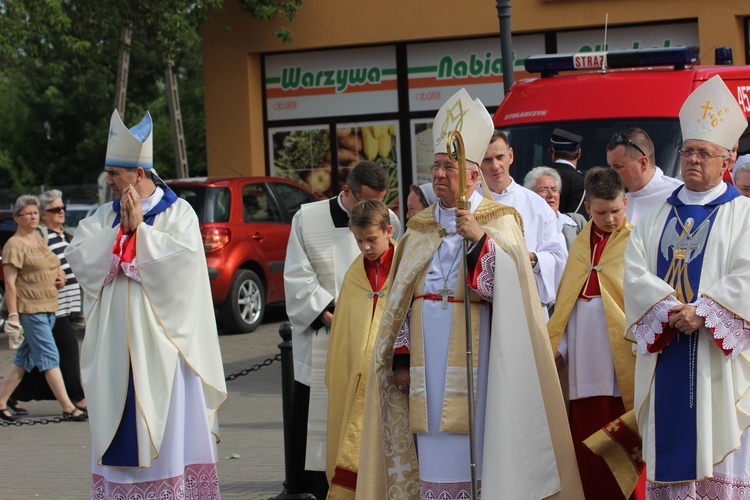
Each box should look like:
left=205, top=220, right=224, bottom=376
left=547, top=218, right=635, bottom=412
left=357, top=199, right=583, bottom=499
left=325, top=243, right=395, bottom=500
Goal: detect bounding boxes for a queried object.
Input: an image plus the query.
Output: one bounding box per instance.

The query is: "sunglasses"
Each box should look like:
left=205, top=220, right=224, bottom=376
left=611, top=133, right=647, bottom=158
left=46, top=205, right=66, bottom=214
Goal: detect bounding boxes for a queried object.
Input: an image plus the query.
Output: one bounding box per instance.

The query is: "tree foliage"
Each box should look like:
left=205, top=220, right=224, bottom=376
left=0, top=0, right=301, bottom=193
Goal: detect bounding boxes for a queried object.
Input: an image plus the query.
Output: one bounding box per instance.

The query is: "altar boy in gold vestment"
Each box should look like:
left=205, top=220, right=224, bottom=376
left=325, top=200, right=396, bottom=499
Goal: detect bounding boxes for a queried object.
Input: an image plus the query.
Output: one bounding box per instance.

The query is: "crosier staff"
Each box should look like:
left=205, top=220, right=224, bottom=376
left=446, top=130, right=478, bottom=500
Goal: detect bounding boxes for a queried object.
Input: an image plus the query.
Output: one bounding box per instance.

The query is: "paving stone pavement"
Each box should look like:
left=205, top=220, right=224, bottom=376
left=0, top=308, right=290, bottom=500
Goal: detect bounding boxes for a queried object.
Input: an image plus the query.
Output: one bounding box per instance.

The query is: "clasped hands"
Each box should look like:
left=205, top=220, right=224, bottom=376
left=668, top=303, right=705, bottom=334
left=120, top=184, right=144, bottom=234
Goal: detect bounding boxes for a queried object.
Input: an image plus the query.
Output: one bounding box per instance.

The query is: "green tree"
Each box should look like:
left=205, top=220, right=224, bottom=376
left=0, top=0, right=301, bottom=190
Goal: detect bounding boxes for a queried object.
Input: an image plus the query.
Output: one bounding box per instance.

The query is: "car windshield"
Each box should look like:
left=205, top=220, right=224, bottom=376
left=502, top=119, right=684, bottom=184
left=65, top=208, right=95, bottom=228
left=170, top=186, right=231, bottom=223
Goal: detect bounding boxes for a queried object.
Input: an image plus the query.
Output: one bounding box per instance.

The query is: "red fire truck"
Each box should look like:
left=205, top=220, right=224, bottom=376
left=493, top=47, right=750, bottom=183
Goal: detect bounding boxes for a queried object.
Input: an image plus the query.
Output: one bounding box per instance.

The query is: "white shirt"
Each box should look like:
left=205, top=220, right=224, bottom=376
left=625, top=167, right=682, bottom=224
left=480, top=181, right=567, bottom=307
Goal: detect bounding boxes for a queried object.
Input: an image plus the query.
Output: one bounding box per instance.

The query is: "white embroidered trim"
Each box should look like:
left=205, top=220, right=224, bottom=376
left=633, top=295, right=681, bottom=355
left=695, top=297, right=750, bottom=358
left=104, top=252, right=121, bottom=286
left=121, top=257, right=141, bottom=283
left=646, top=473, right=750, bottom=499
left=475, top=244, right=495, bottom=302
left=394, top=308, right=411, bottom=351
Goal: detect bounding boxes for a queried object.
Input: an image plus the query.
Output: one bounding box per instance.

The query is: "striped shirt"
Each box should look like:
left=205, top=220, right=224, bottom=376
left=47, top=228, right=82, bottom=317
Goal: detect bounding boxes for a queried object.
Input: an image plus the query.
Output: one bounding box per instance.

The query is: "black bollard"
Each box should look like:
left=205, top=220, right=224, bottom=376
left=277, top=323, right=316, bottom=500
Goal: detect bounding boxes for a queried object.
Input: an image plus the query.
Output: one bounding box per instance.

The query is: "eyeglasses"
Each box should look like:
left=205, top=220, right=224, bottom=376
left=611, top=133, right=647, bottom=158
left=535, top=187, right=560, bottom=195
left=46, top=205, right=66, bottom=214
left=430, top=163, right=459, bottom=173
left=17, top=211, right=39, bottom=217
left=678, top=149, right=729, bottom=161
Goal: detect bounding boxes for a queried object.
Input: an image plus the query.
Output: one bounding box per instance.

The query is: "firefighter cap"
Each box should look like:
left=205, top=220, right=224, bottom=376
left=433, top=88, right=494, bottom=165
left=105, top=109, right=154, bottom=169
left=679, top=75, right=747, bottom=151
left=550, top=128, right=583, bottom=151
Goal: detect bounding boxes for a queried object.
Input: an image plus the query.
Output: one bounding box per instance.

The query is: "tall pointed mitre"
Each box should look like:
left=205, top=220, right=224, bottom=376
left=679, top=75, right=747, bottom=151
left=105, top=110, right=154, bottom=169
left=433, top=88, right=495, bottom=164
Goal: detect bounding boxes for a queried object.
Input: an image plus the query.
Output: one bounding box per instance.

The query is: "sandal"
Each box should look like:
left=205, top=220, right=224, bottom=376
left=0, top=408, right=17, bottom=422
left=75, top=405, right=88, bottom=414
left=8, top=400, right=29, bottom=416
left=62, top=409, right=88, bottom=422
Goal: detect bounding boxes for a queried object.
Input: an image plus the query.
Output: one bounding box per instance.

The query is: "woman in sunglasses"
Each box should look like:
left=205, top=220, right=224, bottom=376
left=6, top=190, right=87, bottom=419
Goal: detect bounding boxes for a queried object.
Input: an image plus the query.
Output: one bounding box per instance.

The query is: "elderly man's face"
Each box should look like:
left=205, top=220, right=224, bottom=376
left=680, top=139, right=732, bottom=192
left=735, top=169, right=750, bottom=198
left=532, top=175, right=561, bottom=213
left=432, top=153, right=479, bottom=208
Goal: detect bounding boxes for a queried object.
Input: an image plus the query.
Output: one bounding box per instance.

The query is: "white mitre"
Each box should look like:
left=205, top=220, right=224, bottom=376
left=679, top=75, right=747, bottom=151
left=105, top=110, right=154, bottom=169
left=433, top=88, right=494, bottom=165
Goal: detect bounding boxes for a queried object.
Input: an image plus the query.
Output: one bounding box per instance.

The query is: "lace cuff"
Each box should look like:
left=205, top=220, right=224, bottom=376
left=121, top=258, right=141, bottom=283
left=695, top=297, right=750, bottom=358
left=104, top=231, right=141, bottom=285
left=474, top=243, right=495, bottom=302
left=632, top=295, right=681, bottom=355
left=394, top=308, right=411, bottom=352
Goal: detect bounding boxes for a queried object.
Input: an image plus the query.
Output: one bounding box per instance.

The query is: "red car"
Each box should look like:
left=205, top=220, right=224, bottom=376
left=167, top=177, right=319, bottom=332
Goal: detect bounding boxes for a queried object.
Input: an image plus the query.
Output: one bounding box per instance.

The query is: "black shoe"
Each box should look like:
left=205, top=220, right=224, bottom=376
left=0, top=408, right=17, bottom=422
left=62, top=409, right=88, bottom=422
left=7, top=400, right=29, bottom=416
left=74, top=405, right=88, bottom=414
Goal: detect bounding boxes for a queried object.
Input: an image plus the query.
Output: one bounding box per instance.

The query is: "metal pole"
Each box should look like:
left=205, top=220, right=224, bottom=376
left=462, top=242, right=479, bottom=500
left=277, top=323, right=315, bottom=500
left=496, top=0, right=514, bottom=96
left=446, top=130, right=478, bottom=500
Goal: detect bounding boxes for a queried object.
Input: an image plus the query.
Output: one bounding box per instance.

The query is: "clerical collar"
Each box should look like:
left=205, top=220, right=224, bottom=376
left=329, top=195, right=350, bottom=228
left=678, top=181, right=727, bottom=205
left=336, top=192, right=349, bottom=215
left=141, top=186, right=164, bottom=214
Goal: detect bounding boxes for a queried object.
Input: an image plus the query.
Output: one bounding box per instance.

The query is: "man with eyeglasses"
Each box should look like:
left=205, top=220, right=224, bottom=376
left=283, top=160, right=401, bottom=499
left=358, top=88, right=582, bottom=499
left=606, top=128, right=682, bottom=224
left=550, top=128, right=588, bottom=217
left=624, top=75, right=750, bottom=498
left=479, top=130, right=567, bottom=317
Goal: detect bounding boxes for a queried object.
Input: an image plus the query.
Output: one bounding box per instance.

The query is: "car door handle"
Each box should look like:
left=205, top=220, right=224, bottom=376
left=251, top=232, right=264, bottom=241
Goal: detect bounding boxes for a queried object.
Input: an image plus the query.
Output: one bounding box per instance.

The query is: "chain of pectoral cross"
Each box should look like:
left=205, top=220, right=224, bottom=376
left=436, top=236, right=462, bottom=309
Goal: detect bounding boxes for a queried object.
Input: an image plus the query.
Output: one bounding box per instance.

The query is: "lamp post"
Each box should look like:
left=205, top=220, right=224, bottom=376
left=496, top=0, right=514, bottom=97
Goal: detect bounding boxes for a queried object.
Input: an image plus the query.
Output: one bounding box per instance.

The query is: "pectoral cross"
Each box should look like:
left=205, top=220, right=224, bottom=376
left=437, top=282, right=454, bottom=309
left=672, top=236, right=702, bottom=261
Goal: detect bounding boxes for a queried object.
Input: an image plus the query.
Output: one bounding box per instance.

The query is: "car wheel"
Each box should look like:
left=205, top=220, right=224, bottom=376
left=220, top=269, right=265, bottom=333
